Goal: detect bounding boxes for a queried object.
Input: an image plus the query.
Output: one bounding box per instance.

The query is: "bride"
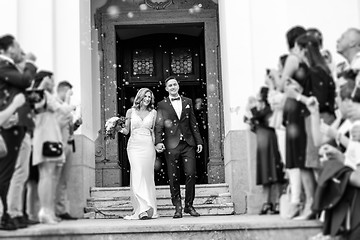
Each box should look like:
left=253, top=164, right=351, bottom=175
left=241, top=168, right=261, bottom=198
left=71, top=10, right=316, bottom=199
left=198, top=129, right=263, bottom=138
left=119, top=88, right=158, bottom=220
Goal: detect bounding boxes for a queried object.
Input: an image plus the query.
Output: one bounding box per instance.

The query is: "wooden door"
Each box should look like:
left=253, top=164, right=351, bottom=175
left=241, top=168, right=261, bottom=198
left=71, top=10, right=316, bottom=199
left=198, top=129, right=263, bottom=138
left=116, top=27, right=208, bottom=186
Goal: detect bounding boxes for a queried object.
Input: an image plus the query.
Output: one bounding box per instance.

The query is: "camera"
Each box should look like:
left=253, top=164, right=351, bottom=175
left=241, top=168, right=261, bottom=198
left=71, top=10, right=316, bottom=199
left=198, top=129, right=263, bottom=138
left=25, top=89, right=44, bottom=105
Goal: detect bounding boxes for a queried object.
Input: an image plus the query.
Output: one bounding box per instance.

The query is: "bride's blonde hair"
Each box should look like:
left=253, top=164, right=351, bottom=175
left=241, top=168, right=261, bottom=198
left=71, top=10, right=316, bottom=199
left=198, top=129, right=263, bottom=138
left=132, top=88, right=155, bottom=111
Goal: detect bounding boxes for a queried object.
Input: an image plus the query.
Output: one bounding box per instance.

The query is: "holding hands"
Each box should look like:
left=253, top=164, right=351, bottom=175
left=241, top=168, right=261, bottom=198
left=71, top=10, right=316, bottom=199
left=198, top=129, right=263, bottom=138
left=154, top=143, right=202, bottom=153
left=155, top=143, right=165, bottom=153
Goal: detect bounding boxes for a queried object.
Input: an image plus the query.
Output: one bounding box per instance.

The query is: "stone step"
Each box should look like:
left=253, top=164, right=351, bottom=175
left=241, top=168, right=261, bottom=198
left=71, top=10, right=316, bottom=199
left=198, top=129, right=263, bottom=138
left=90, top=183, right=230, bottom=198
left=87, top=194, right=232, bottom=208
left=0, top=216, right=322, bottom=240
left=84, top=203, right=235, bottom=219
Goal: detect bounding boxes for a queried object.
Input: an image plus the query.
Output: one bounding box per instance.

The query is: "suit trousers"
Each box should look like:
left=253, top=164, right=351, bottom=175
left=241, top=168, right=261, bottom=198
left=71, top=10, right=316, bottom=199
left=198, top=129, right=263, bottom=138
left=0, top=126, right=25, bottom=218
left=7, top=133, right=32, bottom=217
left=165, top=140, right=196, bottom=207
left=55, top=144, right=73, bottom=215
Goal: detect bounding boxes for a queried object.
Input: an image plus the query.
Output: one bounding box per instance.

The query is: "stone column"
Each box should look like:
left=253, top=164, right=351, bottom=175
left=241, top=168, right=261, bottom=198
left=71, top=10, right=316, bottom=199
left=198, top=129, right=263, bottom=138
left=218, top=0, right=265, bottom=214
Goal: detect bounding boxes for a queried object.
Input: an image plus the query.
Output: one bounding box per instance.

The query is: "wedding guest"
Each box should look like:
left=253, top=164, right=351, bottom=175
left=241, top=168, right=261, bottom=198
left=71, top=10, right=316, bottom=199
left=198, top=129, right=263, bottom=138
left=285, top=34, right=336, bottom=220
left=54, top=81, right=81, bottom=220
left=279, top=26, right=307, bottom=219
left=6, top=58, right=37, bottom=229
left=306, top=27, right=337, bottom=81
left=0, top=34, right=37, bottom=230
left=0, top=94, right=27, bottom=230
left=309, top=70, right=360, bottom=239
left=32, top=71, right=74, bottom=224
left=246, top=87, right=285, bottom=215
left=337, top=28, right=360, bottom=73
left=266, top=54, right=288, bottom=163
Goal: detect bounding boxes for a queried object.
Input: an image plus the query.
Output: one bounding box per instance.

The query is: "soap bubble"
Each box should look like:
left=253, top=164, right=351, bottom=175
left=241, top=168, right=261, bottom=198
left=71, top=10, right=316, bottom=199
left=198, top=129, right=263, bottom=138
left=107, top=6, right=120, bottom=19
left=139, top=4, right=148, bottom=11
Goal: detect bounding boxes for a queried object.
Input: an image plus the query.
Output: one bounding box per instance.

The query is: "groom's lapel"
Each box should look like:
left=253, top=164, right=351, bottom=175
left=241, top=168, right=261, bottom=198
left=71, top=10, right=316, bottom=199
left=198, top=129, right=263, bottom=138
left=165, top=97, right=179, bottom=119
left=180, top=97, right=186, bottom=120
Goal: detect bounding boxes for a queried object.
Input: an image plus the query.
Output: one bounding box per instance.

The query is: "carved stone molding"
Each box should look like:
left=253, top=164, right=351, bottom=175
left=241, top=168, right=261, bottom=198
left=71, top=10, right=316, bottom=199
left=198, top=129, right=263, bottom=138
left=145, top=0, right=174, bottom=10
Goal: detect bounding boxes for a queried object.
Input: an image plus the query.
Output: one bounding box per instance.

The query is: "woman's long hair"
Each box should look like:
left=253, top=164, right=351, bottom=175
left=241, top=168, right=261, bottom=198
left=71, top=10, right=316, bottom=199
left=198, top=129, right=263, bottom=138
left=296, top=34, right=331, bottom=75
left=132, top=88, right=155, bottom=111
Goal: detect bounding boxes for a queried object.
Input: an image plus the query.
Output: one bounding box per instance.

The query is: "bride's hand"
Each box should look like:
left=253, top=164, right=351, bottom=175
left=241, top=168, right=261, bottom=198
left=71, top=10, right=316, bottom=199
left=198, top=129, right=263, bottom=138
left=117, top=126, right=125, bottom=134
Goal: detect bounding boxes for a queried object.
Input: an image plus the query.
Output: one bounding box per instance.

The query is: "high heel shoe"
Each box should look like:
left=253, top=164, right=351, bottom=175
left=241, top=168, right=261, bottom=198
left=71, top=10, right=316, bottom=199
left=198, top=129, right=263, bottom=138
left=272, top=203, right=280, bottom=215
left=38, top=209, right=58, bottom=224
left=287, top=203, right=302, bottom=219
left=259, top=202, right=273, bottom=215
left=139, top=211, right=149, bottom=220
left=146, top=207, right=154, bottom=218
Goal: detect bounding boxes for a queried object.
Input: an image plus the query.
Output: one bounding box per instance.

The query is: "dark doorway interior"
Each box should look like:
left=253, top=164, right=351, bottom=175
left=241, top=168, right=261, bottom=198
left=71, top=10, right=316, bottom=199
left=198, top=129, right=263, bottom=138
left=116, top=24, right=208, bottom=186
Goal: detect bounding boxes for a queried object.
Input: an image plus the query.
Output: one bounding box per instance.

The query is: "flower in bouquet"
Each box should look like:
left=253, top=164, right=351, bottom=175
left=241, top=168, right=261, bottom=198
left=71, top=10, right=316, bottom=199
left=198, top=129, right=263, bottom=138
left=104, top=116, right=127, bottom=139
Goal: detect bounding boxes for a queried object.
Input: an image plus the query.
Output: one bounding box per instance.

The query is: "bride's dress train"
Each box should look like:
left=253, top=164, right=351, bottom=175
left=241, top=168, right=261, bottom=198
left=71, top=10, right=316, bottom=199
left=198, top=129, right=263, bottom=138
left=124, top=109, right=158, bottom=220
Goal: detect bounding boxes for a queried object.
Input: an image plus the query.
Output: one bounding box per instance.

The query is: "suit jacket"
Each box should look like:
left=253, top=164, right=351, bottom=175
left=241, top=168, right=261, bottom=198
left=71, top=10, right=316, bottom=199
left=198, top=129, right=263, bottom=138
left=312, top=160, right=360, bottom=237
left=155, top=96, right=203, bottom=150
left=0, top=59, right=37, bottom=127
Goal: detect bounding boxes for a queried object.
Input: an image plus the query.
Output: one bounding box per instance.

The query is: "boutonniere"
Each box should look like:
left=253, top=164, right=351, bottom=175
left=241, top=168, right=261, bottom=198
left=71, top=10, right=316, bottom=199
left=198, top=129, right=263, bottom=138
left=185, top=104, right=190, bottom=109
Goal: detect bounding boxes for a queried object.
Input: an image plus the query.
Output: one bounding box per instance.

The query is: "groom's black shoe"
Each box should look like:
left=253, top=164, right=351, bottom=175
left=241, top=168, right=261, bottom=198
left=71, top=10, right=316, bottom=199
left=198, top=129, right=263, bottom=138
left=184, top=206, right=200, bottom=217
left=173, top=204, right=183, bottom=219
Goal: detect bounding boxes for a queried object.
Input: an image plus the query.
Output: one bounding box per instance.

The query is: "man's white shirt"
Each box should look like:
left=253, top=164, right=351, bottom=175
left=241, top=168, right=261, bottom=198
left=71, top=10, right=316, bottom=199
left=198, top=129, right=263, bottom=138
left=171, top=96, right=182, bottom=119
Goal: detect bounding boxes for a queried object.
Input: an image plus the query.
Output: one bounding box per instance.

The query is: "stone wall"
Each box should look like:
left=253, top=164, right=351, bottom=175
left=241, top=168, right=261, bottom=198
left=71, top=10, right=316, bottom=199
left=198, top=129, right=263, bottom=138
left=67, top=135, right=96, bottom=218
left=224, top=130, right=266, bottom=214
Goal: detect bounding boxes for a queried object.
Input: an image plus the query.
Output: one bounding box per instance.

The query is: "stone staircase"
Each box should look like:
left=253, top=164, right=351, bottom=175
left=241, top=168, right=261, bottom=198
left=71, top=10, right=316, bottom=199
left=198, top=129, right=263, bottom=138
left=85, top=183, right=235, bottom=218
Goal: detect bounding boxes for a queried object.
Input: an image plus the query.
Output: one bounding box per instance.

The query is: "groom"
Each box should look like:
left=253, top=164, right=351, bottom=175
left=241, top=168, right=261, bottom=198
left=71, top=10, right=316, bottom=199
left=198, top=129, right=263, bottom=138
left=155, top=76, right=203, bottom=218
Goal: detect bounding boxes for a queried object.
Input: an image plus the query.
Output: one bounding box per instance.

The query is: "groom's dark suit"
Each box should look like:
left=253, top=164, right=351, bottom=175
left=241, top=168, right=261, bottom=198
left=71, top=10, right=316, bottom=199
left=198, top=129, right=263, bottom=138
left=155, top=96, right=203, bottom=208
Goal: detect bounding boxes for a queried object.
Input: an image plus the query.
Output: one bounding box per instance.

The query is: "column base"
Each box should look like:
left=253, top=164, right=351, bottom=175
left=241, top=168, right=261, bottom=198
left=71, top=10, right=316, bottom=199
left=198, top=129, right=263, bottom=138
left=207, top=158, right=225, bottom=184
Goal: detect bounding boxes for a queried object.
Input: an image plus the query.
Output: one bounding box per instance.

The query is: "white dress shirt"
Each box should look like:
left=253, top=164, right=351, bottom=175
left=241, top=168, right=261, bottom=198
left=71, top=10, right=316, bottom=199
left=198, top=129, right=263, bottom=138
left=170, top=96, right=182, bottom=119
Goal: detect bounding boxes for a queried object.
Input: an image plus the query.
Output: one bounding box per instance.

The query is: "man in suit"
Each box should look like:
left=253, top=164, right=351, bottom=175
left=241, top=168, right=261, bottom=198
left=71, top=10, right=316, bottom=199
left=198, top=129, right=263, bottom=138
left=0, top=35, right=37, bottom=230
left=155, top=76, right=203, bottom=218
left=55, top=81, right=81, bottom=220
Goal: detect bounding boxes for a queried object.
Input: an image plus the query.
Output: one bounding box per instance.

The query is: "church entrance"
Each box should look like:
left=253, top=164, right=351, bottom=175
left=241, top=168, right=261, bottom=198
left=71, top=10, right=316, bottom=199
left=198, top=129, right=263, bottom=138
left=95, top=0, right=224, bottom=187
left=116, top=24, right=209, bottom=186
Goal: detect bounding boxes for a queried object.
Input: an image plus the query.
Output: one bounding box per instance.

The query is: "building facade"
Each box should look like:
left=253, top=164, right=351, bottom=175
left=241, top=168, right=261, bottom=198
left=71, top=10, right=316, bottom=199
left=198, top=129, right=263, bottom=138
left=1, top=0, right=360, bottom=216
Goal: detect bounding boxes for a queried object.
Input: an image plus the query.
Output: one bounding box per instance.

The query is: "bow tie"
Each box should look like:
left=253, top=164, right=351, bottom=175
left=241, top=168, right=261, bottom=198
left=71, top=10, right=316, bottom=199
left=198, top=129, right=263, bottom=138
left=171, top=97, right=181, bottom=101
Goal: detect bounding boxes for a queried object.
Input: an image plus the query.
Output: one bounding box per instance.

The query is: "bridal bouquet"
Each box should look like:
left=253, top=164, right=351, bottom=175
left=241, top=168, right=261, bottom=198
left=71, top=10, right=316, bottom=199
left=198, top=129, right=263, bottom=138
left=104, top=116, right=127, bottom=140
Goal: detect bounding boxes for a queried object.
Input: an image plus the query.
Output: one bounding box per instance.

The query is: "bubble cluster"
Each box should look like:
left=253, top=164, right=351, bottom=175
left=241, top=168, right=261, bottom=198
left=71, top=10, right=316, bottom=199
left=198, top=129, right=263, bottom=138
left=189, top=4, right=202, bottom=14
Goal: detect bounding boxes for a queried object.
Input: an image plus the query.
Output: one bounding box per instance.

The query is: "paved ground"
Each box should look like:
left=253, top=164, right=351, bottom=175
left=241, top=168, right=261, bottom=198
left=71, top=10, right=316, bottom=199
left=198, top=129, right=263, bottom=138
left=0, top=214, right=322, bottom=238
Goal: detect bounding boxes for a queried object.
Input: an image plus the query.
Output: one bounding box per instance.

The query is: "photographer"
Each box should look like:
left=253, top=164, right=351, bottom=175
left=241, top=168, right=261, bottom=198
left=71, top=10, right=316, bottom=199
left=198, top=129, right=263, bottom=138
left=0, top=35, right=37, bottom=230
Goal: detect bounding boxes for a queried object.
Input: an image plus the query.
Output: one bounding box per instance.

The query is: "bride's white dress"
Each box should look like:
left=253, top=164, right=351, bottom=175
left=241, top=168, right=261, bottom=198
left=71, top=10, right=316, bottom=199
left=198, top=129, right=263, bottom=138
left=124, top=109, right=158, bottom=219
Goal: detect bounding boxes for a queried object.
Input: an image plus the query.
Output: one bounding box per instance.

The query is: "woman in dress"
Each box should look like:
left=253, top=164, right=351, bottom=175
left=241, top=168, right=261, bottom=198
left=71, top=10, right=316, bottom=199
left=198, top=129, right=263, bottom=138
left=119, top=88, right=158, bottom=220
left=287, top=34, right=335, bottom=220
left=32, top=71, right=74, bottom=224
left=246, top=87, right=285, bottom=215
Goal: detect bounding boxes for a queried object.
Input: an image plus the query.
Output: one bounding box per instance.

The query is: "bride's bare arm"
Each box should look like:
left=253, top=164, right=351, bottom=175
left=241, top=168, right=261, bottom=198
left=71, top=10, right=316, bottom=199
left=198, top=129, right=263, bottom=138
left=120, top=109, right=132, bottom=135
